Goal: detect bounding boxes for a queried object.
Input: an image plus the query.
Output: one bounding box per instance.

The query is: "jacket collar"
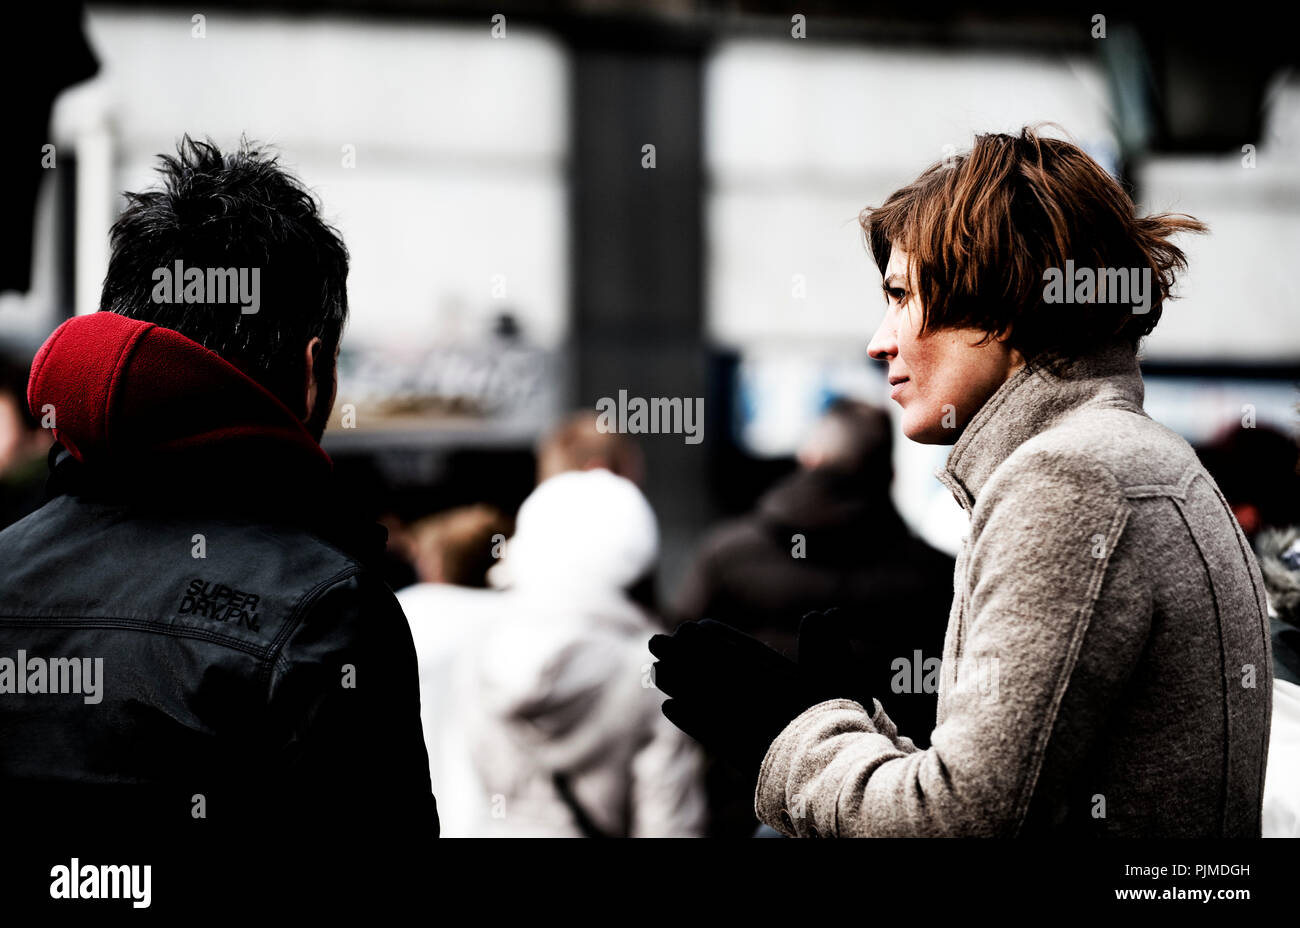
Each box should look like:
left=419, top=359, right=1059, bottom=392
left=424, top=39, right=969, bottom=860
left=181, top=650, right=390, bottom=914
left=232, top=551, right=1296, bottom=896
left=936, top=340, right=1146, bottom=513
left=45, top=442, right=389, bottom=567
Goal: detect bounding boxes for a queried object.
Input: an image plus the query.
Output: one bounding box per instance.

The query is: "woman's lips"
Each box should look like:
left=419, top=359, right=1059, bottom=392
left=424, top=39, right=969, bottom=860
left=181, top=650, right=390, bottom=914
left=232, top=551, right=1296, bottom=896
left=890, top=378, right=909, bottom=400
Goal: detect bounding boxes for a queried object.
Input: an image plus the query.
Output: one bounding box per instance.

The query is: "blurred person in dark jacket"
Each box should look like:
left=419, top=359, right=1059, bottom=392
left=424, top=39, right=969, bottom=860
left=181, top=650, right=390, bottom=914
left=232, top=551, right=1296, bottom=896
left=1198, top=422, right=1300, bottom=541
left=0, top=137, right=436, bottom=860
left=0, top=351, right=51, bottom=529
left=673, top=398, right=953, bottom=745
left=1216, top=420, right=1300, bottom=834
left=672, top=398, right=952, bottom=836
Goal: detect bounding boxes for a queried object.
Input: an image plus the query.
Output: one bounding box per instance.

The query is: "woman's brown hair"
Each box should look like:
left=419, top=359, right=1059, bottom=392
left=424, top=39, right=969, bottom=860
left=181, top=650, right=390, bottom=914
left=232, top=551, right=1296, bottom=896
left=862, top=124, right=1207, bottom=364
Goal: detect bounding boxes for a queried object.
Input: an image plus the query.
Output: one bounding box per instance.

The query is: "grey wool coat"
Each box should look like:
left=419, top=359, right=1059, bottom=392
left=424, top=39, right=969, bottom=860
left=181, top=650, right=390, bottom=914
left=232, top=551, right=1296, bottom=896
left=755, top=341, right=1273, bottom=837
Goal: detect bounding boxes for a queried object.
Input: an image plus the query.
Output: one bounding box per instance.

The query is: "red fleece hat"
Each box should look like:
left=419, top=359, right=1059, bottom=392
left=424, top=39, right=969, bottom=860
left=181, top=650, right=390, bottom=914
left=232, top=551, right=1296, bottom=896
left=27, top=312, right=332, bottom=478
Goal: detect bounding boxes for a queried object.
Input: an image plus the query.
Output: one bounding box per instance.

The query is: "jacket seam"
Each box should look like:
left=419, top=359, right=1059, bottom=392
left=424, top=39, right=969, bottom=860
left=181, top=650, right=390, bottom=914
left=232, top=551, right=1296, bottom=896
left=1123, top=463, right=1200, bottom=500
left=1210, top=478, right=1274, bottom=833
left=0, top=614, right=272, bottom=659
left=260, top=565, right=363, bottom=687
left=1183, top=470, right=1272, bottom=833
left=1199, top=474, right=1275, bottom=671
left=1168, top=493, right=1231, bottom=836
left=1009, top=497, right=1130, bottom=837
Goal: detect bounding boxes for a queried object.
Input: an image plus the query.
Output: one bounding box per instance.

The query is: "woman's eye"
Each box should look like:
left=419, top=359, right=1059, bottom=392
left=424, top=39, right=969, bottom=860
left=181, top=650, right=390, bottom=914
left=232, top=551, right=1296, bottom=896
left=887, top=287, right=906, bottom=303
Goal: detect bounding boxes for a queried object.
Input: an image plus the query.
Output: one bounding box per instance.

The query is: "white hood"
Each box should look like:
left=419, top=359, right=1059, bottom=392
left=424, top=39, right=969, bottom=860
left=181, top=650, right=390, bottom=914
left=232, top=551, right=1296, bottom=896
left=489, top=468, right=658, bottom=594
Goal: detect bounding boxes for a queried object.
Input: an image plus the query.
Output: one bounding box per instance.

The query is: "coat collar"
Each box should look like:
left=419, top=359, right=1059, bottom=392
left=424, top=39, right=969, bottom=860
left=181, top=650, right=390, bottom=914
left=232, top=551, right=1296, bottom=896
left=936, top=341, right=1146, bottom=513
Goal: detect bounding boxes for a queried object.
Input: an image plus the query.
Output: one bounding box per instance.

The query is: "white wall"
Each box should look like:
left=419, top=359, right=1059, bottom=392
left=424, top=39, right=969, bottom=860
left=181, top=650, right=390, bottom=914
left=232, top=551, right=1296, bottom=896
left=705, top=42, right=1300, bottom=553
left=704, top=40, right=1119, bottom=348
left=78, top=8, right=571, bottom=350
left=705, top=40, right=1125, bottom=550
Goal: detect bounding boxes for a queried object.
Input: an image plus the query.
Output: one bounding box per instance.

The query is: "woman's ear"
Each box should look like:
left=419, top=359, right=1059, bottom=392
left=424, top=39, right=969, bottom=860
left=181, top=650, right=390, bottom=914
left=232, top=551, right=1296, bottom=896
left=991, top=330, right=1025, bottom=373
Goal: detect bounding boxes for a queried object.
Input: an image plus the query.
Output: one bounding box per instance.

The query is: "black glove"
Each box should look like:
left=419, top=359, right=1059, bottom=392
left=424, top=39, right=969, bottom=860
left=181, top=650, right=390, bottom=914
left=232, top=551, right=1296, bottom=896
left=649, top=610, right=874, bottom=789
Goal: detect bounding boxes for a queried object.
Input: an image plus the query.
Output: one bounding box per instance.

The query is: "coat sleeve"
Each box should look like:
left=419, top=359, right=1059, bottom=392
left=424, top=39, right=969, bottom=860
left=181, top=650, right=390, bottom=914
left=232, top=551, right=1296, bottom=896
left=754, top=448, right=1149, bottom=836
left=865, top=698, right=921, bottom=755
left=267, top=569, right=440, bottom=843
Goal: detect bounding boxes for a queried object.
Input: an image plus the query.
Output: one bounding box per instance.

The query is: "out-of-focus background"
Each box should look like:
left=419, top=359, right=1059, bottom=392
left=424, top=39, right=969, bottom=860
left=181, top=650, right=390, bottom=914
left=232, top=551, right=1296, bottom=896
left=5, top=2, right=1298, bottom=588
left=3, top=0, right=1298, bottom=838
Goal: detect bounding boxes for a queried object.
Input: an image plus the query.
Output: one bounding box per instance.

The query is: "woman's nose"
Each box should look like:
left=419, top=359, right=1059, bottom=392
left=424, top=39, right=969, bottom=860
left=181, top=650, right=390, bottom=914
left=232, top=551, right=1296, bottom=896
left=867, top=315, right=896, bottom=362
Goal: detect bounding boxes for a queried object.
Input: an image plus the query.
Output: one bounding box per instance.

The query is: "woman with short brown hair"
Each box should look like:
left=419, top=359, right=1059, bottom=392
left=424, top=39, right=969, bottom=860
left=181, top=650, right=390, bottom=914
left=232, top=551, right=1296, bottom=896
left=652, top=125, right=1273, bottom=837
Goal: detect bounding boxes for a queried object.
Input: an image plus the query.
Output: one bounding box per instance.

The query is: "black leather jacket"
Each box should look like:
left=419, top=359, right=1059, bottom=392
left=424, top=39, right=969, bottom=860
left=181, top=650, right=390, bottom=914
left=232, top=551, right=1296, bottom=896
left=0, top=448, right=439, bottom=847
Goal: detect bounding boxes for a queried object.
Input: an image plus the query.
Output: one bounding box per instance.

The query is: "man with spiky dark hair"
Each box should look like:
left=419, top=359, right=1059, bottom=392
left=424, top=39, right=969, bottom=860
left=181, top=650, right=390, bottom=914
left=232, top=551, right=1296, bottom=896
left=0, top=137, right=438, bottom=856
left=102, top=135, right=349, bottom=440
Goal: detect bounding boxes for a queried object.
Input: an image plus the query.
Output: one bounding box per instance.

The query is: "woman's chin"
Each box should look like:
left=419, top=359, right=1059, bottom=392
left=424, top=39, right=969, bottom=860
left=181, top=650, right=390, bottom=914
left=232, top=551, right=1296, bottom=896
left=901, top=410, right=958, bottom=446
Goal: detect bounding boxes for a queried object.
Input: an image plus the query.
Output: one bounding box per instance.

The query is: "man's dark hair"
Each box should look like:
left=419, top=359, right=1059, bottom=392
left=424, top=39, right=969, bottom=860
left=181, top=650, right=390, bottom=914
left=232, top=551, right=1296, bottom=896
left=100, top=135, right=349, bottom=416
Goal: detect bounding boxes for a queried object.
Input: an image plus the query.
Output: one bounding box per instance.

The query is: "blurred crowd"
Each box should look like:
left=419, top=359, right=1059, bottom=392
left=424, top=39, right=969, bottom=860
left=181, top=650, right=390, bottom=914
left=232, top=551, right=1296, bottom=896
left=387, top=403, right=1300, bottom=836
left=1, top=340, right=1297, bottom=837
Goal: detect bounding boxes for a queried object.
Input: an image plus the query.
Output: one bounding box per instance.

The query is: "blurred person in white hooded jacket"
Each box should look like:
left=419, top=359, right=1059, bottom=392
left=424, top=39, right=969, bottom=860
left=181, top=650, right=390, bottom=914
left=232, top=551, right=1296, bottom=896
left=1257, top=527, right=1300, bottom=838
left=460, top=468, right=707, bottom=837
left=398, top=505, right=513, bottom=838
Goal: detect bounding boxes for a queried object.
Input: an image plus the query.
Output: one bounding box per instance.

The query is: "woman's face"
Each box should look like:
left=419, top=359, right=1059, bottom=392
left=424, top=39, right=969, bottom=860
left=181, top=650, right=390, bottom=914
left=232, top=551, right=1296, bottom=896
left=867, top=246, right=1023, bottom=444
